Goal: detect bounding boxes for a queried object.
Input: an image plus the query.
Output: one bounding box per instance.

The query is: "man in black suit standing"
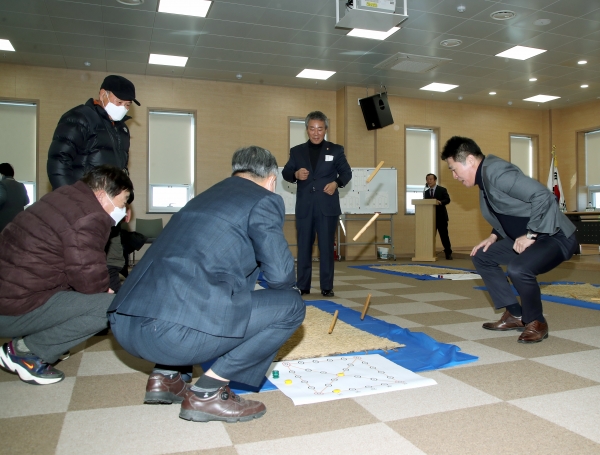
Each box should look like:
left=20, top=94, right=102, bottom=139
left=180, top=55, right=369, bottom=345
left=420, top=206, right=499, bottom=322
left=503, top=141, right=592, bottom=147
left=424, top=173, right=453, bottom=260
left=282, top=111, right=352, bottom=297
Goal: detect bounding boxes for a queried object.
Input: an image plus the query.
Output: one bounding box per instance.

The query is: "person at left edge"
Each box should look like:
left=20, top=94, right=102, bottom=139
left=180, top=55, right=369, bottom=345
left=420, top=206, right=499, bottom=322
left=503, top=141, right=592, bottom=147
left=0, top=165, right=133, bottom=385
left=46, top=74, right=140, bottom=292
left=108, top=146, right=305, bottom=423
left=0, top=163, right=30, bottom=232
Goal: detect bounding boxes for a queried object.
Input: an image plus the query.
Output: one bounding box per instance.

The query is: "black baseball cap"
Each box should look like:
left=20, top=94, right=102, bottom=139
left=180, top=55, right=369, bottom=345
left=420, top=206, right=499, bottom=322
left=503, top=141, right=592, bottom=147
left=101, top=75, right=140, bottom=106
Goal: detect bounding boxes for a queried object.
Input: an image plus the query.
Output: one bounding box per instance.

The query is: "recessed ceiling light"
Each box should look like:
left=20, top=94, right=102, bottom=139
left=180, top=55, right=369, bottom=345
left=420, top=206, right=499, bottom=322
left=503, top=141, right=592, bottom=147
left=347, top=27, right=400, bottom=40
left=489, top=92, right=496, bottom=95
left=578, top=60, right=587, bottom=65
left=533, top=19, right=551, bottom=26
left=581, top=84, right=589, bottom=88
left=0, top=39, right=15, bottom=52
left=523, top=95, right=560, bottom=103
left=84, top=61, right=91, bottom=67
left=440, top=39, right=462, bottom=47
left=420, top=83, right=458, bottom=92
left=296, top=69, right=335, bottom=80
left=529, top=77, right=537, bottom=81
left=490, top=10, right=517, bottom=20
left=496, top=45, right=546, bottom=60
left=117, top=0, right=144, bottom=5
left=149, top=53, right=188, bottom=67
left=158, top=0, right=212, bottom=17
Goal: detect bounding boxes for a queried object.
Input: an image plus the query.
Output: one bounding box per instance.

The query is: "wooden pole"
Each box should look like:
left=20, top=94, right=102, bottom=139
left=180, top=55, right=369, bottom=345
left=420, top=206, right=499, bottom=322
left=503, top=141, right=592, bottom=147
left=353, top=212, right=380, bottom=241
left=361, top=294, right=372, bottom=320
left=366, top=161, right=385, bottom=183
left=328, top=310, right=339, bottom=334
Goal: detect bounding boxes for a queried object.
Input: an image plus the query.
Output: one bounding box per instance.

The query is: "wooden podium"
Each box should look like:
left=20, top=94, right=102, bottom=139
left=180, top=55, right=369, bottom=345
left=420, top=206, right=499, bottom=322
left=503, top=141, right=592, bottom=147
left=411, top=199, right=437, bottom=262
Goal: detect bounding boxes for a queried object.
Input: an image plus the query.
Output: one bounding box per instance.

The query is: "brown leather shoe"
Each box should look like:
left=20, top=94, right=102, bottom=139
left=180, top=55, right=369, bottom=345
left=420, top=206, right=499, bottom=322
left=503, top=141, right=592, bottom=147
left=482, top=310, right=525, bottom=331
left=518, top=320, right=549, bottom=343
left=144, top=373, right=189, bottom=404
left=179, top=385, right=267, bottom=423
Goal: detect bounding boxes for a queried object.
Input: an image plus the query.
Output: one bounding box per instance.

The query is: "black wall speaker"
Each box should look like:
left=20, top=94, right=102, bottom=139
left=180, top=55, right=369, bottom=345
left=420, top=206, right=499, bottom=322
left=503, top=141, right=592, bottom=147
left=359, top=92, right=394, bottom=130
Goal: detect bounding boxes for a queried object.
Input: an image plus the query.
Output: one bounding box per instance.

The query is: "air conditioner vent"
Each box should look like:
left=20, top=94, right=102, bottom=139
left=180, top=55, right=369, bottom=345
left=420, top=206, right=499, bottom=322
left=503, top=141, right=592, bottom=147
left=375, top=53, right=452, bottom=73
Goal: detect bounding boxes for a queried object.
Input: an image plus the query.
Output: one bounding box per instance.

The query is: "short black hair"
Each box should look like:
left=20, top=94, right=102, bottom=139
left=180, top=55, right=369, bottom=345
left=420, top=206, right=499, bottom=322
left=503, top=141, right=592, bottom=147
left=426, top=173, right=437, bottom=180
left=0, top=163, right=15, bottom=177
left=80, top=165, right=133, bottom=198
left=441, top=136, right=484, bottom=164
left=305, top=111, right=329, bottom=130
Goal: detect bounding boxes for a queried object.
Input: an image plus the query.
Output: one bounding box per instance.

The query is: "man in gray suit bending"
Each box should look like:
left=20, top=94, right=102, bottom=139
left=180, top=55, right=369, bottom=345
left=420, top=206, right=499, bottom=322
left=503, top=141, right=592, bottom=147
left=108, top=146, right=305, bottom=423
left=441, top=136, right=578, bottom=344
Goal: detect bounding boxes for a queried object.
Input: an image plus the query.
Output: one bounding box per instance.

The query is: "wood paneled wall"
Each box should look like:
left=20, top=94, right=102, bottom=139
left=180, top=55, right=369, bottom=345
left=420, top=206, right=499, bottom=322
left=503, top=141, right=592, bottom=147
left=1, top=62, right=598, bottom=259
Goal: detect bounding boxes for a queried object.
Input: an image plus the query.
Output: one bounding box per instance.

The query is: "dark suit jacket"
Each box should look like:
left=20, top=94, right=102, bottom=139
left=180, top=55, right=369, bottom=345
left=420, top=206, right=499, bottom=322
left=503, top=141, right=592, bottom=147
left=281, top=140, right=352, bottom=218
left=108, top=176, right=296, bottom=338
left=423, top=184, right=450, bottom=223
left=480, top=155, right=575, bottom=238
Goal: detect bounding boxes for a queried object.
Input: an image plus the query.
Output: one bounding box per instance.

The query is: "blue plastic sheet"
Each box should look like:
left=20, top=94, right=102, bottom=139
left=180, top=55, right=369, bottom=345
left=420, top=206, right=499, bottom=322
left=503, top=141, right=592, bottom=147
left=475, top=281, right=600, bottom=311
left=349, top=263, right=477, bottom=280
left=204, top=299, right=478, bottom=394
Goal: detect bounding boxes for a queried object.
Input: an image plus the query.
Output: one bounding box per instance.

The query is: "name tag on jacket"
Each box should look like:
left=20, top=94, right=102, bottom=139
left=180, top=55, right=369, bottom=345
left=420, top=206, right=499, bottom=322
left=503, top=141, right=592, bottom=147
left=325, top=155, right=333, bottom=161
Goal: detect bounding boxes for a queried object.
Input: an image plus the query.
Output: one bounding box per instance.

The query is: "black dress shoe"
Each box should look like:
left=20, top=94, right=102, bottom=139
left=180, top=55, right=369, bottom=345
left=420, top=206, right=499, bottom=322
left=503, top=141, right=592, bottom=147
left=300, top=290, right=310, bottom=295
left=321, top=290, right=334, bottom=297
left=445, top=254, right=453, bottom=260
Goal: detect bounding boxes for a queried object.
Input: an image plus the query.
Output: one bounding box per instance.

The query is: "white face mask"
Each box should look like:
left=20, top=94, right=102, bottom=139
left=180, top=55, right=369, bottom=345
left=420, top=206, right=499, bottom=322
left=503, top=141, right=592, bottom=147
left=107, top=195, right=127, bottom=225
left=103, top=92, right=128, bottom=121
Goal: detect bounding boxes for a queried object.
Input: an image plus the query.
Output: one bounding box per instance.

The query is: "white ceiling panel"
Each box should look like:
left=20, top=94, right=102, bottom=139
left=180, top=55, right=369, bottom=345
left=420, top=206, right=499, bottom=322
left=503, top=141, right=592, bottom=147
left=101, top=5, right=156, bottom=27
left=103, top=23, right=153, bottom=41
left=60, top=45, right=106, bottom=59
left=51, top=17, right=103, bottom=35
left=55, top=32, right=105, bottom=48
left=106, top=60, right=148, bottom=75
left=105, top=37, right=150, bottom=53
left=47, top=0, right=101, bottom=21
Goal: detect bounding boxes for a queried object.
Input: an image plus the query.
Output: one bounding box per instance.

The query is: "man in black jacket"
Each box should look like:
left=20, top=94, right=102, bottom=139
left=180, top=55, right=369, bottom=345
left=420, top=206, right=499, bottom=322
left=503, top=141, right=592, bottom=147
left=424, top=173, right=453, bottom=260
left=47, top=75, right=140, bottom=291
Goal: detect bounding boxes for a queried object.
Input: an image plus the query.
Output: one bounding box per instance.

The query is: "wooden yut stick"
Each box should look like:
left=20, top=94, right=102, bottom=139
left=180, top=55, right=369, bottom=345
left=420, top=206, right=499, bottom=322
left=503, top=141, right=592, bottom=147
left=366, top=161, right=384, bottom=183
left=361, top=294, right=372, bottom=320
left=353, top=212, right=380, bottom=241
left=591, top=298, right=600, bottom=302
left=328, top=310, right=339, bottom=334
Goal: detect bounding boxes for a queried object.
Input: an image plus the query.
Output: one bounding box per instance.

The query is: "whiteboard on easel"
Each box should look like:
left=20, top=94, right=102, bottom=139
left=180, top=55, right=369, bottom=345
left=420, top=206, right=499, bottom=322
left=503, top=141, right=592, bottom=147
left=276, top=167, right=398, bottom=215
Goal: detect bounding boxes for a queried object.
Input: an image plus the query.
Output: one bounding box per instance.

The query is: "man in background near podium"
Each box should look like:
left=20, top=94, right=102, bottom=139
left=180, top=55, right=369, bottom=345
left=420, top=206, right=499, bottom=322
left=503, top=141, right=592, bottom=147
left=423, top=173, right=452, bottom=260
left=282, top=111, right=352, bottom=298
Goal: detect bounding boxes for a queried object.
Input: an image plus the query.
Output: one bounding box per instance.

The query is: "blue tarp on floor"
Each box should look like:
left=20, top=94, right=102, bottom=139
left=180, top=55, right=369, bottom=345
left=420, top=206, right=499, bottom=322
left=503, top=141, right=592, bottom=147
left=475, top=281, right=600, bottom=311
left=204, top=299, right=478, bottom=394
left=349, top=263, right=478, bottom=280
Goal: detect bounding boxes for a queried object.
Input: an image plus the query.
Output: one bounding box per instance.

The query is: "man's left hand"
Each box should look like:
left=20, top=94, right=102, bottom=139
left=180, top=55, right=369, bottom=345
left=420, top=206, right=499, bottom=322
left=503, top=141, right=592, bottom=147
left=513, top=235, right=535, bottom=254
left=323, top=181, right=338, bottom=195
left=435, top=199, right=441, bottom=205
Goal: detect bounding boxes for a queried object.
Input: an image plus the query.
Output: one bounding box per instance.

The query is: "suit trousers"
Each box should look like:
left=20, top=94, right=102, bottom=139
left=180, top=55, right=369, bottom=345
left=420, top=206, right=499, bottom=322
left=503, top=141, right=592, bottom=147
left=471, top=231, right=578, bottom=323
left=0, top=291, right=113, bottom=363
left=109, top=288, right=305, bottom=387
left=436, top=220, right=452, bottom=254
left=296, top=200, right=338, bottom=291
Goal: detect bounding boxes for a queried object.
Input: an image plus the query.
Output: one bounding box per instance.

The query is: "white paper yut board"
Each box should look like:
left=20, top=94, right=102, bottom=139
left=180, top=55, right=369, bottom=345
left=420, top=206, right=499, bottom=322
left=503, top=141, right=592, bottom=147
left=267, top=354, right=436, bottom=406
left=429, top=274, right=482, bottom=280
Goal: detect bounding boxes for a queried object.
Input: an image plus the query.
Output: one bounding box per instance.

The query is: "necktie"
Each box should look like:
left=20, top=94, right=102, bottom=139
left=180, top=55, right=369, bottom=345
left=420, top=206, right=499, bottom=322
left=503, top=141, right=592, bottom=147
left=430, top=188, right=434, bottom=198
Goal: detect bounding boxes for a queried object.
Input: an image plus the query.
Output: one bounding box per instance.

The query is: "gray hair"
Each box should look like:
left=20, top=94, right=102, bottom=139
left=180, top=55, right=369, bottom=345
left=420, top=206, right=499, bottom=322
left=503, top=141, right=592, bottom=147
left=305, top=111, right=329, bottom=130
left=231, top=146, right=278, bottom=179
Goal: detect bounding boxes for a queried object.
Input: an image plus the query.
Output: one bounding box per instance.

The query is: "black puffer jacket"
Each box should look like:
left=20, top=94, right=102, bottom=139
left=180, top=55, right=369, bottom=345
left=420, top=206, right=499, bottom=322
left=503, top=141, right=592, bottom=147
left=47, top=98, right=131, bottom=190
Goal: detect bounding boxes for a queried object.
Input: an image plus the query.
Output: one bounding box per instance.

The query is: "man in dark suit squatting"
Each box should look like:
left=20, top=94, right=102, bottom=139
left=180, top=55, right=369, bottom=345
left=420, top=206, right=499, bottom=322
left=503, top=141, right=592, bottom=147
left=424, top=173, right=453, bottom=260
left=282, top=111, right=352, bottom=297
left=441, top=136, right=578, bottom=344
left=108, top=146, right=305, bottom=423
